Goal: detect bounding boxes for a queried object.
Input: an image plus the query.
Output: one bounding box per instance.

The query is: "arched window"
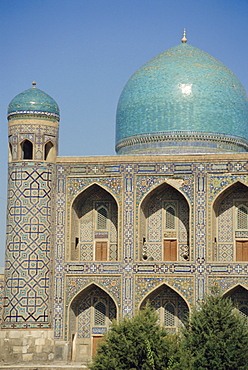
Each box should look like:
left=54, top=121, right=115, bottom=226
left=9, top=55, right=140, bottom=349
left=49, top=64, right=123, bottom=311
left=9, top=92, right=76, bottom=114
left=44, top=141, right=54, bottom=161
left=94, top=301, right=106, bottom=326
left=237, top=205, right=248, bottom=229
left=97, top=207, right=108, bottom=230
left=164, top=302, right=175, bottom=327
left=21, top=139, right=33, bottom=159
left=165, top=206, right=176, bottom=229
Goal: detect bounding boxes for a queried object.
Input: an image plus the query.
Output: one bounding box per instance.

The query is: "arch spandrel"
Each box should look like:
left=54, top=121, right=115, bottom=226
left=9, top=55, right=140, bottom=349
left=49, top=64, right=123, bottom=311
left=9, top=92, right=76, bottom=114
left=136, top=176, right=193, bottom=206
left=212, top=180, right=248, bottom=211
left=223, top=283, right=248, bottom=299
left=67, top=178, right=122, bottom=206
left=208, top=277, right=248, bottom=297
left=135, top=276, right=194, bottom=310
left=66, top=277, right=121, bottom=313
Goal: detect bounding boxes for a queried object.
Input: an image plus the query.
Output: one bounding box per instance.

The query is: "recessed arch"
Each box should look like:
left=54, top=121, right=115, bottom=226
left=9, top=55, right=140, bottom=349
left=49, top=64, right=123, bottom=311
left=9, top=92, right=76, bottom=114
left=223, top=284, right=248, bottom=320
left=44, top=140, right=55, bottom=161
left=139, top=180, right=191, bottom=209
left=21, top=139, right=33, bottom=159
left=139, top=283, right=189, bottom=332
left=212, top=181, right=248, bottom=262
left=70, top=183, right=119, bottom=262
left=71, top=182, right=119, bottom=211
left=223, top=283, right=248, bottom=299
left=68, top=282, right=117, bottom=363
left=139, top=182, right=190, bottom=262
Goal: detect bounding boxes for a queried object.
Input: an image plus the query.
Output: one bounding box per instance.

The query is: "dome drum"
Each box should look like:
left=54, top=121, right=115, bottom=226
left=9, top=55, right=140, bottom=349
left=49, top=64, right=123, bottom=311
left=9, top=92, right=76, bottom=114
left=116, top=131, right=248, bottom=155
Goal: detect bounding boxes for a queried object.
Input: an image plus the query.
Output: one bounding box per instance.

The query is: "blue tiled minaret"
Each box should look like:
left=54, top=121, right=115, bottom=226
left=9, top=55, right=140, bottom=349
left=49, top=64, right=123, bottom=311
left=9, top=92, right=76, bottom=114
left=3, top=82, right=59, bottom=328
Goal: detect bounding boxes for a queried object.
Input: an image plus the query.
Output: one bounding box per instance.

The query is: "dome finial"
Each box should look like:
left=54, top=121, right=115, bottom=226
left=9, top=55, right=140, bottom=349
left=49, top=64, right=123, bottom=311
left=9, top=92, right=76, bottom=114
left=32, top=81, right=37, bottom=88
left=181, top=28, right=187, bottom=43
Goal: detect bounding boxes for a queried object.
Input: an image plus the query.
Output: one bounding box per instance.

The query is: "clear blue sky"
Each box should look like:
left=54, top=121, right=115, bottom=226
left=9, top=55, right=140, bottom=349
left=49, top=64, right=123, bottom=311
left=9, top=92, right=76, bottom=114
left=0, top=0, right=248, bottom=266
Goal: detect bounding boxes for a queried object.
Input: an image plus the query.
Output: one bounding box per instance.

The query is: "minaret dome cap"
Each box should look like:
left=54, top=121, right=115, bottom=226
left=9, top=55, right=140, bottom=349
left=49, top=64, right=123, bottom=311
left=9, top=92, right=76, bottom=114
left=8, top=83, right=60, bottom=121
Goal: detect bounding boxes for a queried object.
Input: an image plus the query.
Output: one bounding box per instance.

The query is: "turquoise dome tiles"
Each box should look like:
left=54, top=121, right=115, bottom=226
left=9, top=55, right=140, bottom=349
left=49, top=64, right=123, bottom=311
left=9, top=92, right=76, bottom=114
left=116, top=43, right=248, bottom=154
left=8, top=83, right=60, bottom=121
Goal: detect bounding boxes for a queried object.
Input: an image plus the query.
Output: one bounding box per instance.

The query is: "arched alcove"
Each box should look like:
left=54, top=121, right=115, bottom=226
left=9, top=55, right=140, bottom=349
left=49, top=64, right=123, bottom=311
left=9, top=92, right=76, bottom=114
left=70, top=184, right=118, bottom=261
left=21, top=139, right=33, bottom=159
left=140, top=284, right=189, bottom=333
left=213, top=182, right=248, bottom=261
left=223, top=285, right=248, bottom=320
left=69, top=284, right=117, bottom=362
left=44, top=141, right=55, bottom=161
left=139, top=182, right=189, bottom=261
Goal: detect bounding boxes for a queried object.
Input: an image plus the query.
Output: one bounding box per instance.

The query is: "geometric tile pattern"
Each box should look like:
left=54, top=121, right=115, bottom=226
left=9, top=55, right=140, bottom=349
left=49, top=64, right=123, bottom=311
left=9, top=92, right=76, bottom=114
left=3, top=163, right=54, bottom=328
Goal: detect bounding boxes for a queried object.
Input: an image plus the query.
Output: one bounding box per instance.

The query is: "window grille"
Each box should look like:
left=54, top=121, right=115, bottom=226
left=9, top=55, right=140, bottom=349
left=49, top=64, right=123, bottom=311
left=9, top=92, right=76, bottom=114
left=94, top=301, right=106, bottom=326
left=237, top=206, right=248, bottom=229
left=240, top=305, right=248, bottom=319
left=97, top=207, right=107, bottom=230
left=164, top=302, right=175, bottom=326
left=165, top=206, right=176, bottom=229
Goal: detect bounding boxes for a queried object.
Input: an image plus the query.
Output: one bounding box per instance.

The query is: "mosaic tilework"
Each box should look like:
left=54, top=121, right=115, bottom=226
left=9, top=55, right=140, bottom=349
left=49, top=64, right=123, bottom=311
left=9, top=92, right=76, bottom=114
left=208, top=276, right=248, bottom=294
left=53, top=167, right=66, bottom=338
left=218, top=245, right=233, bottom=262
left=3, top=163, right=55, bottom=328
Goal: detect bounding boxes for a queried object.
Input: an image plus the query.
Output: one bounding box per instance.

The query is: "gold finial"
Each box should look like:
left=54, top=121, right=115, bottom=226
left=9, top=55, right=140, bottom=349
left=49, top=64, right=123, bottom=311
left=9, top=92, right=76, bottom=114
left=181, top=28, right=187, bottom=43
left=32, top=81, right=37, bottom=88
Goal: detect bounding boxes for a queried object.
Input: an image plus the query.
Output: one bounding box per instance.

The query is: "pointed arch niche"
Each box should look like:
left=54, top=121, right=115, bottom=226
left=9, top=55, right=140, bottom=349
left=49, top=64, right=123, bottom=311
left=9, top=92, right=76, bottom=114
left=212, top=182, right=248, bottom=262
left=140, top=284, right=189, bottom=333
left=223, top=285, right=248, bottom=320
left=139, top=183, right=190, bottom=262
left=70, top=184, right=118, bottom=261
left=69, top=284, right=117, bottom=362
left=21, top=139, right=33, bottom=159
left=44, top=140, right=55, bottom=161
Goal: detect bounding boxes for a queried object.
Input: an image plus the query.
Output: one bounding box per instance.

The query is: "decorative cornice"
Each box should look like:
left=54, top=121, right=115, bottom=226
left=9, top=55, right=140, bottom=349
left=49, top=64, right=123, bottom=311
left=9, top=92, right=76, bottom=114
left=8, top=110, right=60, bottom=121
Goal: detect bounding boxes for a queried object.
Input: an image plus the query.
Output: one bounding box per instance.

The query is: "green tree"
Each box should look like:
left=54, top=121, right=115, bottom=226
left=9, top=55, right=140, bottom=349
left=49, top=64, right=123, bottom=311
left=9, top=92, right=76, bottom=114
left=90, top=304, right=177, bottom=370
left=182, top=294, right=248, bottom=370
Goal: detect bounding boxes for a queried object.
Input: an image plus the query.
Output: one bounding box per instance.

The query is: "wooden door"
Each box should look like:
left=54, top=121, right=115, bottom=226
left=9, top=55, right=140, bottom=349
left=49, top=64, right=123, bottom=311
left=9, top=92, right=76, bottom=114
left=236, top=241, right=248, bottom=261
left=164, top=240, right=177, bottom=261
left=95, top=242, right=108, bottom=261
left=92, top=336, right=103, bottom=357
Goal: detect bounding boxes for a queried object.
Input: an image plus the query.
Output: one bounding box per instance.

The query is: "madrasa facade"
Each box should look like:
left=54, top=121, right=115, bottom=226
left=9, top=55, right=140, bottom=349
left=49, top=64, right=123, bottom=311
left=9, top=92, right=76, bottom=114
left=1, top=32, right=248, bottom=364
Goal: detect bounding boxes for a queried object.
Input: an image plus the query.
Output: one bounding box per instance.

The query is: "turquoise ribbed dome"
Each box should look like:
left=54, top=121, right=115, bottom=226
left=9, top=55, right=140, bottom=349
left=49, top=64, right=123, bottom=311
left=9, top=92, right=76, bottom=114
left=8, top=83, right=60, bottom=121
left=116, top=42, right=248, bottom=154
